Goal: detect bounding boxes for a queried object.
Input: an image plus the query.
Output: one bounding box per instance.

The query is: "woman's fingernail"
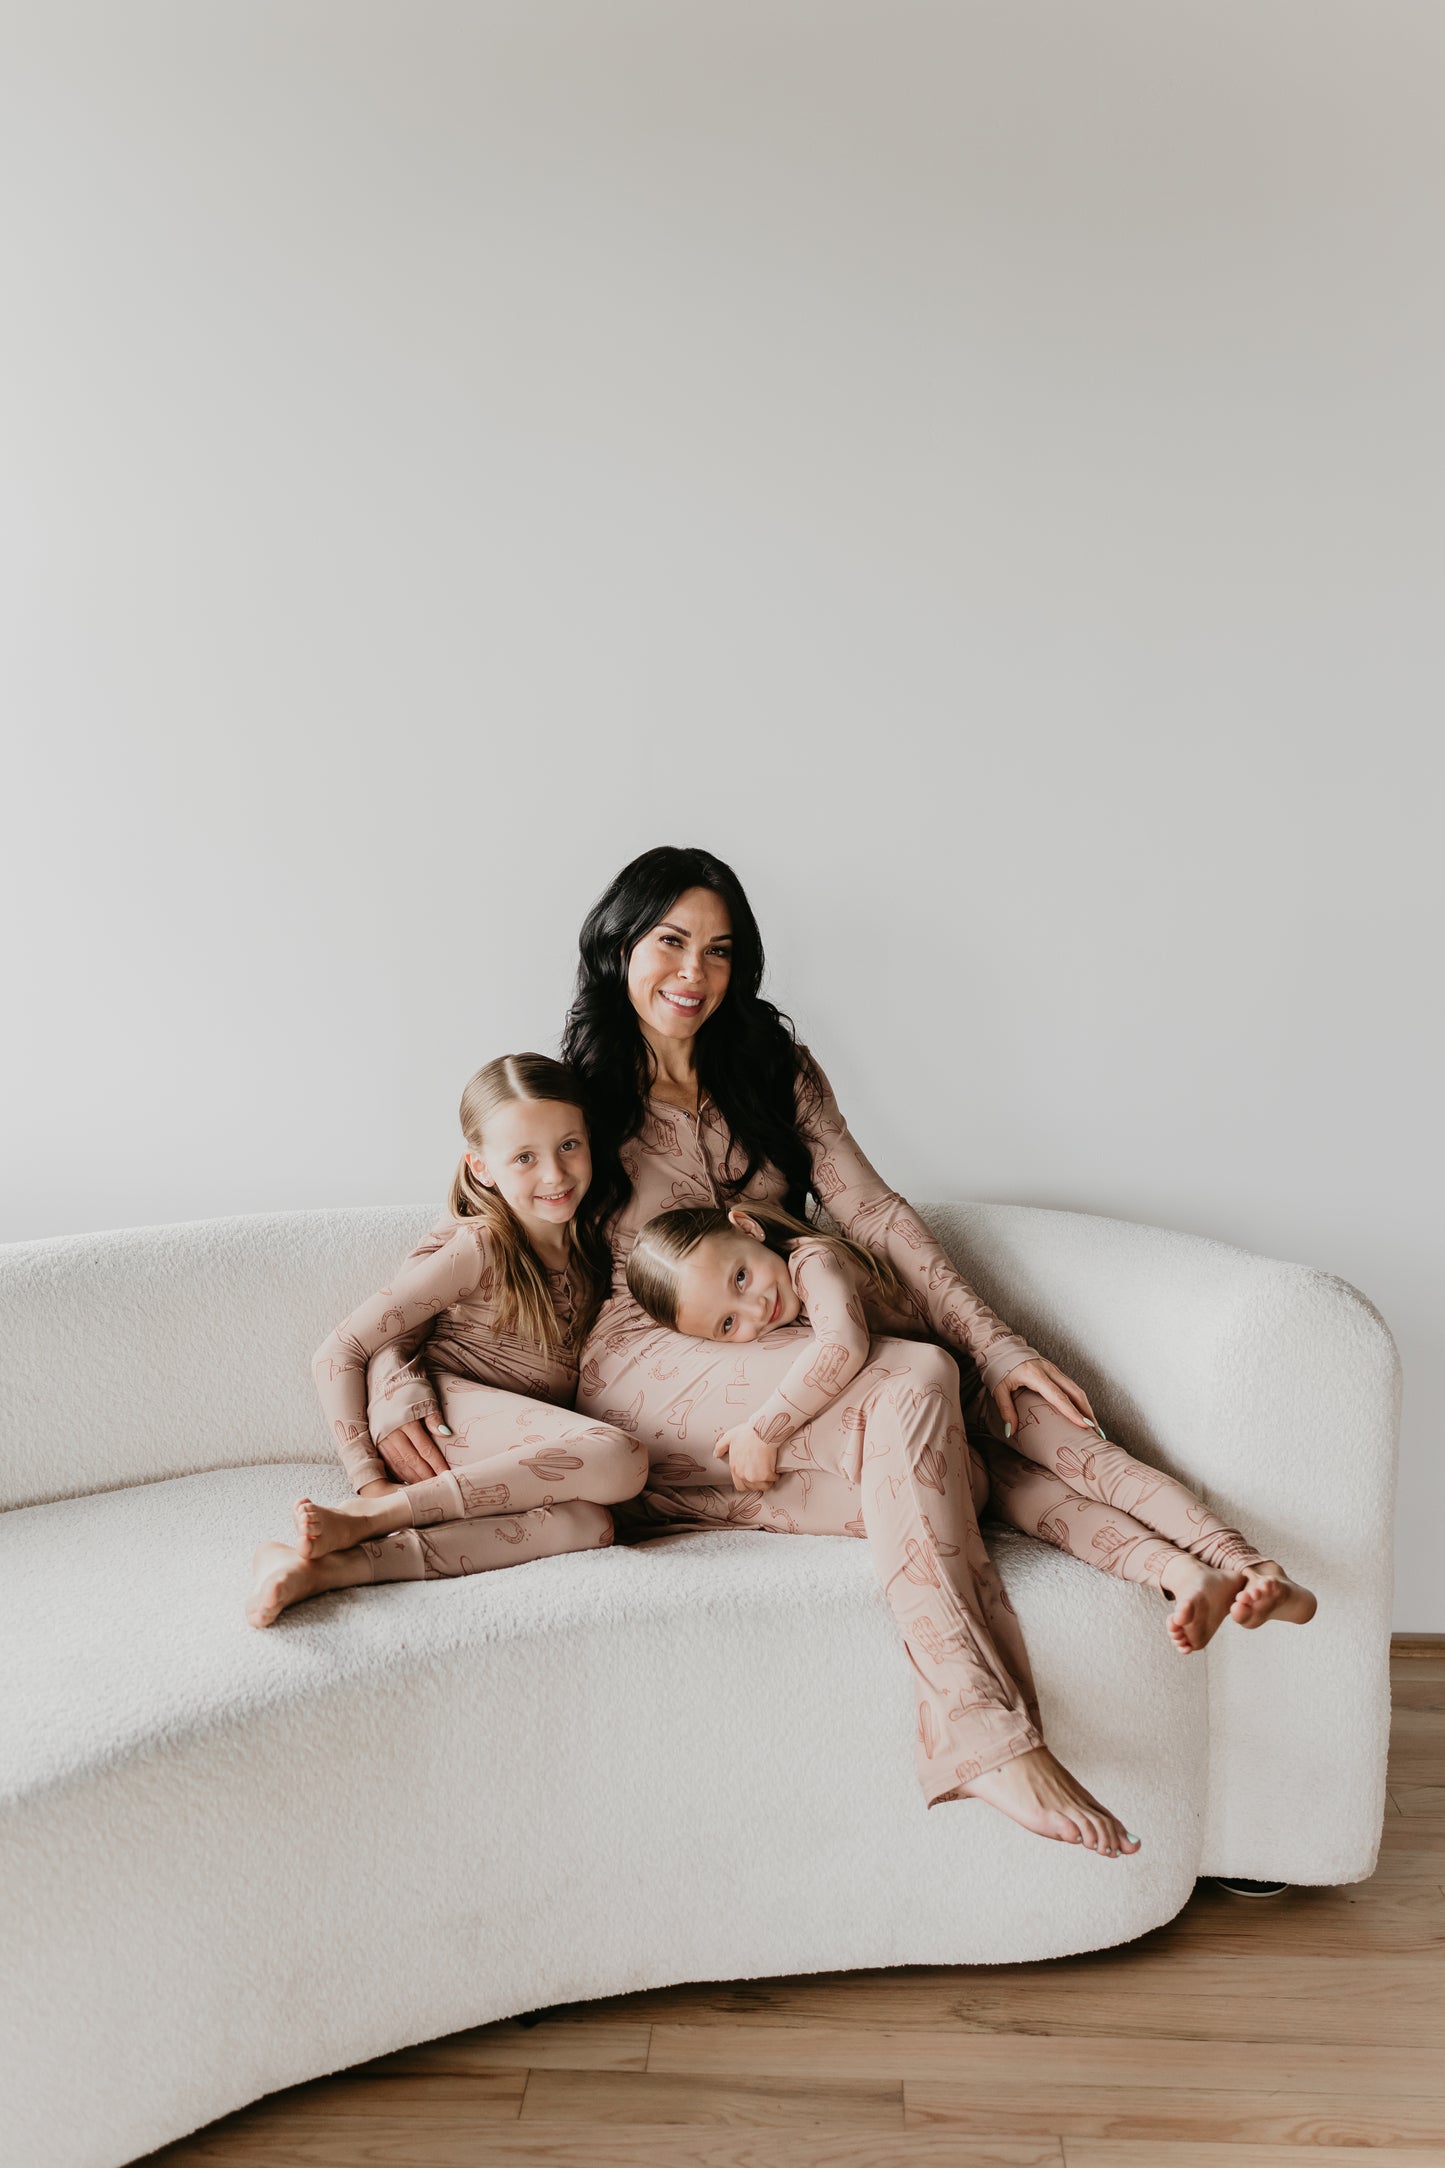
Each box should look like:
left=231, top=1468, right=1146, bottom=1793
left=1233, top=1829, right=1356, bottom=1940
left=437, top=1425, right=453, bottom=1437
left=1095, top=1422, right=1107, bottom=1439
left=1004, top=1421, right=1013, bottom=1438
left=1126, top=1832, right=1140, bottom=1842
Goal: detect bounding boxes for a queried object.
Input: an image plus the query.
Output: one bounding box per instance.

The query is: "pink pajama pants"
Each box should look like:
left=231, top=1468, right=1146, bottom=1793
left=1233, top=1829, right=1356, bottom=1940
left=586, top=1328, right=1046, bottom=1805
left=357, top=1372, right=648, bottom=1584
left=966, top=1382, right=1268, bottom=1587
left=578, top=1313, right=1264, bottom=1807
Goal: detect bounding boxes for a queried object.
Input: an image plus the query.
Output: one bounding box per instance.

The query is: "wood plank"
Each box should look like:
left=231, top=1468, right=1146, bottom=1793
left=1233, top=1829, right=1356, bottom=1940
left=647, top=2025, right=1445, bottom=2093
left=1380, top=1812, right=1445, bottom=1854
left=636, top=1949, right=1445, bottom=2045
left=1392, top=1676, right=1445, bottom=1714
left=234, top=2073, right=526, bottom=2118
left=150, top=2129, right=1060, bottom=2167
left=908, top=2078, right=1445, bottom=2145
left=1148, top=1874, right=1445, bottom=1955
left=353, top=2020, right=650, bottom=2075
left=520, top=2066, right=903, bottom=2127
left=1396, top=1783, right=1445, bottom=1817
left=1063, top=2146, right=1445, bottom=2168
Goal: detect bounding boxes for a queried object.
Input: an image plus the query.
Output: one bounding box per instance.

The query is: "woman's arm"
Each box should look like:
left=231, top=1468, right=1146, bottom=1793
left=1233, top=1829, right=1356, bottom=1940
left=798, top=1061, right=1100, bottom=1433
left=797, top=1061, right=1040, bottom=1393
left=312, top=1222, right=484, bottom=1492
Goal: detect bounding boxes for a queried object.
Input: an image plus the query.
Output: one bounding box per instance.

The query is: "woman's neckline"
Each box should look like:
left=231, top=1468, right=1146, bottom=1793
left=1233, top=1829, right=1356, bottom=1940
left=647, top=1088, right=712, bottom=1120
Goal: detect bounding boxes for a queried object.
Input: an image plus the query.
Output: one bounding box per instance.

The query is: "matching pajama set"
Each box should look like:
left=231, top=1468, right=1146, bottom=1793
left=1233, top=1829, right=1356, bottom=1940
left=311, top=1219, right=647, bottom=1584
left=570, top=1068, right=1265, bottom=1808
left=314, top=1067, right=1264, bottom=1807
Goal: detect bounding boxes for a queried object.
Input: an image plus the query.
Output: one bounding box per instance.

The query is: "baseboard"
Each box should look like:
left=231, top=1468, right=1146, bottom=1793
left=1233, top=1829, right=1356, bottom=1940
left=1391, top=1633, right=1445, bottom=1656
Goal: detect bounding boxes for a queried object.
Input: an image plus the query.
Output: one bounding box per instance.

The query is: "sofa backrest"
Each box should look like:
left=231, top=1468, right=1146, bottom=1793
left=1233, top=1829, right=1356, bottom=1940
left=0, top=1206, right=437, bottom=1512
left=0, top=1197, right=1397, bottom=1529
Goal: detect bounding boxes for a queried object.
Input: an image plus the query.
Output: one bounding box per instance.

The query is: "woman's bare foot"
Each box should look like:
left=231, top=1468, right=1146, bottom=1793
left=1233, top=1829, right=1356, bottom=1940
left=959, top=1747, right=1141, bottom=1857
left=245, top=1541, right=371, bottom=1626
left=1159, top=1556, right=1248, bottom=1652
left=293, top=1491, right=408, bottom=1560
left=1231, top=1562, right=1318, bottom=1629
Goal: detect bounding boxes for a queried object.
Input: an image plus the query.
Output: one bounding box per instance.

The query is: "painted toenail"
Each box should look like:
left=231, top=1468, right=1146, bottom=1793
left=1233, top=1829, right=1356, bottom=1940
left=1126, top=1832, right=1139, bottom=1842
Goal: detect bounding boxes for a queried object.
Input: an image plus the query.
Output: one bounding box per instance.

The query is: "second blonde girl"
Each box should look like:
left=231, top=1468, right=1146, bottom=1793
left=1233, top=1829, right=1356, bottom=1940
left=627, top=1200, right=1316, bottom=1655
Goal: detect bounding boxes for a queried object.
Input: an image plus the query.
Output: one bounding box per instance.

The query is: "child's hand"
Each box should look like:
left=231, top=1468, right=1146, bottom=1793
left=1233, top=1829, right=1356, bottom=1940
left=714, top=1425, right=780, bottom=1492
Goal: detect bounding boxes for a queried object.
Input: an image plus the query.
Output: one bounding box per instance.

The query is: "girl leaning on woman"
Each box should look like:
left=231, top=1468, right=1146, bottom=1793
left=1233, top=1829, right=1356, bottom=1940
left=249, top=845, right=1314, bottom=1862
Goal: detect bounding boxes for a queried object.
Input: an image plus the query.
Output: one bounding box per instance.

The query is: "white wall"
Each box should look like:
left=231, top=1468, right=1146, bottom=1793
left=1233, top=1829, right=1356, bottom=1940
left=2, top=1, right=1440, bottom=1624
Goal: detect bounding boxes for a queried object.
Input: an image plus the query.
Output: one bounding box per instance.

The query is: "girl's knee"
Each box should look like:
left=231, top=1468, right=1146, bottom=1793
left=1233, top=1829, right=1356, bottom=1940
left=580, top=1423, right=650, bottom=1503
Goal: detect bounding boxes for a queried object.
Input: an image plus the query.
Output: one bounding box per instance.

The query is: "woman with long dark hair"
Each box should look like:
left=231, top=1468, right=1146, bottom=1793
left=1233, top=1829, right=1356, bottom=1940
left=554, top=846, right=1177, bottom=1856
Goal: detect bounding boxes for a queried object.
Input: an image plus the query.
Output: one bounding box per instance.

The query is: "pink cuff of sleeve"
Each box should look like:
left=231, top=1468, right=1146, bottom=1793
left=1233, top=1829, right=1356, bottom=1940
left=978, top=1344, right=1040, bottom=1394
left=345, top=1454, right=390, bottom=1492
left=371, top=1398, right=441, bottom=1447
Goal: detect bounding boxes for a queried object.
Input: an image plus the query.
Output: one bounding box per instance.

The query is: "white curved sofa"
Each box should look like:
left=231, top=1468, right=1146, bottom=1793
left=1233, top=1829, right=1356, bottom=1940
left=0, top=1202, right=1399, bottom=2168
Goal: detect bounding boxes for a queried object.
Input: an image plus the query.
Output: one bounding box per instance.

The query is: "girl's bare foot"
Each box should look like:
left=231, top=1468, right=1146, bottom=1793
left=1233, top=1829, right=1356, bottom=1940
left=1159, top=1556, right=1248, bottom=1652
left=293, top=1491, right=408, bottom=1560
left=960, top=1746, right=1141, bottom=1857
left=1231, top=1562, right=1318, bottom=1629
left=245, top=1541, right=371, bottom=1626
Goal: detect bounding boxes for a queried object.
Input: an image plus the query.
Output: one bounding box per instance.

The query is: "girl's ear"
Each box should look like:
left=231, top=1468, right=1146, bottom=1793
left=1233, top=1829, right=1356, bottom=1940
left=727, top=1207, right=767, bottom=1243
left=466, top=1150, right=493, bottom=1188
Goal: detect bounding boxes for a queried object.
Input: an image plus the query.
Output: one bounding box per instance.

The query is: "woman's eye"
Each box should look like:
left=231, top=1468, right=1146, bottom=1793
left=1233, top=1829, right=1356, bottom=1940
left=660, top=934, right=682, bottom=947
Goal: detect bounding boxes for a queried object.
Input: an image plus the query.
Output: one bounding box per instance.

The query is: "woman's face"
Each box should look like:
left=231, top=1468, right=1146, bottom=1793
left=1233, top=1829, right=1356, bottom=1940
left=626, top=885, right=733, bottom=1043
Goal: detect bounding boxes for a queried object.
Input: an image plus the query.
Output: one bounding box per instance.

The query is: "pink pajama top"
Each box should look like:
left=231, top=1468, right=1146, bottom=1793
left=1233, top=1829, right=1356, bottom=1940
left=581, top=1060, right=1038, bottom=1396
left=312, top=1217, right=588, bottom=1490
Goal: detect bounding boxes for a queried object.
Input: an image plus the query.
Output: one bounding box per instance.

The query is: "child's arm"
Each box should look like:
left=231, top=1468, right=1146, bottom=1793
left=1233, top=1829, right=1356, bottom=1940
left=312, top=1223, right=486, bottom=1492
left=362, top=1222, right=455, bottom=1447
left=714, top=1242, right=871, bottom=1489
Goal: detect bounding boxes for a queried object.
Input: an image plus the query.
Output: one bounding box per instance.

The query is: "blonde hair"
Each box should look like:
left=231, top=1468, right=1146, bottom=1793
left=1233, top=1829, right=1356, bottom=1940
left=448, top=1053, right=607, bottom=1352
left=626, top=1198, right=908, bottom=1331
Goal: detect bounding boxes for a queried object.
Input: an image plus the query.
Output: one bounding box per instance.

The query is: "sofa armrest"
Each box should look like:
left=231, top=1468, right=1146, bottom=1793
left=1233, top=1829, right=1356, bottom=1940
left=922, top=1202, right=1401, bottom=1883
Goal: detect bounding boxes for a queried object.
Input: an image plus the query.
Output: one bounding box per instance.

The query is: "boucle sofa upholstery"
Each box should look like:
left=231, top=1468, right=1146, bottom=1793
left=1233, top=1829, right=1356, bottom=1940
left=0, top=1202, right=1399, bottom=2168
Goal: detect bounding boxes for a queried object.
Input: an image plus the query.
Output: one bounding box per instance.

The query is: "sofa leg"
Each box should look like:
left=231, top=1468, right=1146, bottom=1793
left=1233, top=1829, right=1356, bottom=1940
left=514, top=2005, right=562, bottom=2029
left=1212, top=1877, right=1289, bottom=1897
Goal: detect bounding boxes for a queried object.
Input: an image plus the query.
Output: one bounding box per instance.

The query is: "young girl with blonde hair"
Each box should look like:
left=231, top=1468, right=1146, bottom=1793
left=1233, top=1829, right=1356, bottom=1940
left=627, top=1200, right=1316, bottom=1655
left=246, top=1054, right=647, bottom=1626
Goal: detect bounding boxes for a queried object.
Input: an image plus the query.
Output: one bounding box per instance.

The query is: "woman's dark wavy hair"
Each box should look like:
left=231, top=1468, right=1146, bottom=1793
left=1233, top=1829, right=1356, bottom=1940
left=561, top=846, right=821, bottom=1227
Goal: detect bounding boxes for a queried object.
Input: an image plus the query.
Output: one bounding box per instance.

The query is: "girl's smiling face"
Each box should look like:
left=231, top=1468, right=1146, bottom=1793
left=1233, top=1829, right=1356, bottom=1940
left=672, top=1218, right=802, bottom=1343
left=467, top=1099, right=591, bottom=1242
left=625, top=885, right=733, bottom=1044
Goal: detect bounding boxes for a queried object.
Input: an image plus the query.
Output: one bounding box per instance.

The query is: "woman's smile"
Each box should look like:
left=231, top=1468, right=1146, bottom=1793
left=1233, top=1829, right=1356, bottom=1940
left=625, top=886, right=734, bottom=1044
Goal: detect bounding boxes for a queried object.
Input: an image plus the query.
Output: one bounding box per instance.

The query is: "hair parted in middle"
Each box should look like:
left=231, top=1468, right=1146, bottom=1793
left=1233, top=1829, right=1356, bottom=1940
left=625, top=1198, right=909, bottom=1333
left=448, top=1051, right=612, bottom=1352
left=561, top=844, right=823, bottom=1230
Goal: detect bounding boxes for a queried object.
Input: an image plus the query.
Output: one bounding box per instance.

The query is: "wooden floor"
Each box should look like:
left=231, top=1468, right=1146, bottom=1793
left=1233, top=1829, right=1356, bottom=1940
left=150, top=1645, right=1445, bottom=2168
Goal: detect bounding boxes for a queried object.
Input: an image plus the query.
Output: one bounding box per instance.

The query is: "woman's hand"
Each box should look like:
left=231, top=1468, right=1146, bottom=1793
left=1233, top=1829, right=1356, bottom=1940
left=993, top=1358, right=1102, bottom=1439
left=375, top=1414, right=453, bottom=1483
left=714, top=1425, right=781, bottom=1492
